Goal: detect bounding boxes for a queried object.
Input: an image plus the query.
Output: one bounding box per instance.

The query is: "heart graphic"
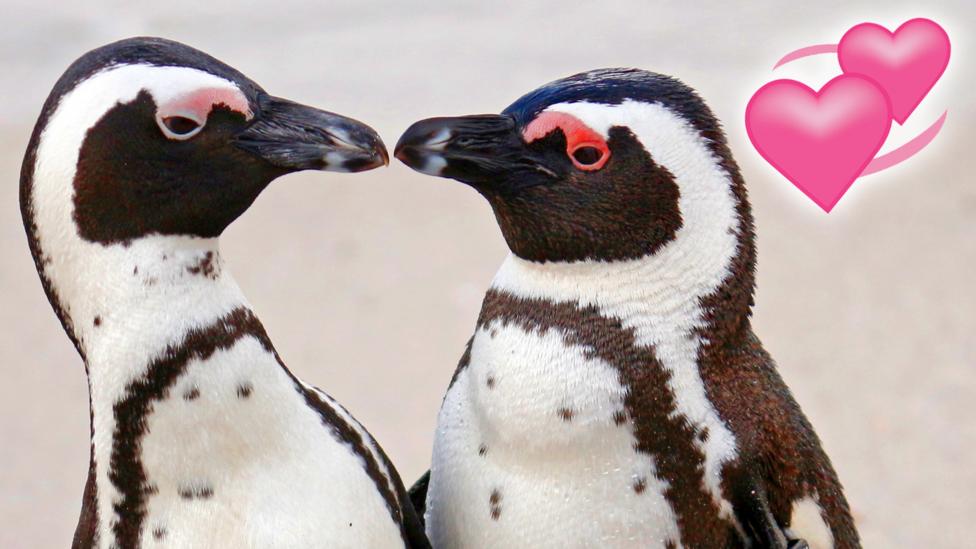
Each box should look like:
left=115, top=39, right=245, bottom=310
left=838, top=18, right=950, bottom=124
left=746, top=75, right=892, bottom=212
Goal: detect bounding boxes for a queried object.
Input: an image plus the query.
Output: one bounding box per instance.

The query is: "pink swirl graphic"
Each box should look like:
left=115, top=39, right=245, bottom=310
left=861, top=110, right=946, bottom=176
left=773, top=44, right=838, bottom=69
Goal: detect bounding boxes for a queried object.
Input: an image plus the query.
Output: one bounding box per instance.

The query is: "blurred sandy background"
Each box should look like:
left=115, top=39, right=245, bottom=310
left=1, top=1, right=973, bottom=547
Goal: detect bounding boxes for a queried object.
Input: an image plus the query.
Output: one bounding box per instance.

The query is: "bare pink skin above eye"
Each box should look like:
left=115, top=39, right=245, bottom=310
left=522, top=111, right=610, bottom=170
left=158, top=87, right=253, bottom=123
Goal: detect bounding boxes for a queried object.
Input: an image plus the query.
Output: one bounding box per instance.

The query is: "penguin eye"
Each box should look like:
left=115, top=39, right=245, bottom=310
left=568, top=143, right=610, bottom=171
left=157, top=115, right=204, bottom=141
left=572, top=146, right=602, bottom=165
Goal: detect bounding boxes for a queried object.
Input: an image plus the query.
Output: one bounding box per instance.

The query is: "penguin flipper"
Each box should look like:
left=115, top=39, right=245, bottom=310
left=728, top=468, right=793, bottom=549
left=408, top=470, right=431, bottom=526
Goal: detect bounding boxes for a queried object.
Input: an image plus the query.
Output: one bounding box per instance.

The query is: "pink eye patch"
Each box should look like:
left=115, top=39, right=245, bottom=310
left=522, top=111, right=610, bottom=170
left=158, top=87, right=253, bottom=124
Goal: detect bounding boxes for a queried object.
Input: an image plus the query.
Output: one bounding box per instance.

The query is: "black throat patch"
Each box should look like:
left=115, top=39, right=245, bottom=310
left=484, top=126, right=682, bottom=263
left=72, top=91, right=279, bottom=245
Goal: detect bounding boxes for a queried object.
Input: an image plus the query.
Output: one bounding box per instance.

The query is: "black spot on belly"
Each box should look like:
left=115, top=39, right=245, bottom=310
left=486, top=374, right=496, bottom=389
left=178, top=484, right=214, bottom=500
left=93, top=316, right=102, bottom=327
left=698, top=426, right=709, bottom=443
left=182, top=387, right=200, bottom=401
left=152, top=526, right=167, bottom=540
left=557, top=407, right=575, bottom=421
left=489, top=489, right=502, bottom=520
left=237, top=382, right=253, bottom=399
left=633, top=476, right=647, bottom=494
left=187, top=251, right=218, bottom=279
left=133, top=266, right=139, bottom=276
left=478, top=444, right=488, bottom=457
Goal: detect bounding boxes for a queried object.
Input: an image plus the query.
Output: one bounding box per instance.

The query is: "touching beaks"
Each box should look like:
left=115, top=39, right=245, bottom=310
left=235, top=94, right=388, bottom=173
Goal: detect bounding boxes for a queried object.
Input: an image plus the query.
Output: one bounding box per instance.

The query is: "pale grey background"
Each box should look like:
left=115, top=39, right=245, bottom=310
left=1, top=1, right=973, bottom=547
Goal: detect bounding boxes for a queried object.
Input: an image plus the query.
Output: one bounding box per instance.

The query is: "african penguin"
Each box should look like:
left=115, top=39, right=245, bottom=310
left=395, top=69, right=860, bottom=549
left=20, top=37, right=428, bottom=549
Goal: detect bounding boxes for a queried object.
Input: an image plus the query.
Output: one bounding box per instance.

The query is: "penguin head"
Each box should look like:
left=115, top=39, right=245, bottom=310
left=395, top=68, right=749, bottom=263
left=22, top=37, right=388, bottom=246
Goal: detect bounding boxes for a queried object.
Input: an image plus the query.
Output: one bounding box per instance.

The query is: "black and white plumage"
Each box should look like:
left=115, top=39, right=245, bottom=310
left=396, top=69, right=859, bottom=549
left=20, top=37, right=426, bottom=548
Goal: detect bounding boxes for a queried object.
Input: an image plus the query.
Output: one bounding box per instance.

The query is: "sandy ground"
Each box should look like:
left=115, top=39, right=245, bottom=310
left=1, top=1, right=973, bottom=547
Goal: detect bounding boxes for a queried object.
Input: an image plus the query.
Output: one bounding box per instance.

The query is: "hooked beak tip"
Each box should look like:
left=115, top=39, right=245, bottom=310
left=330, top=142, right=389, bottom=172
left=393, top=144, right=408, bottom=163
left=332, top=124, right=390, bottom=172
left=393, top=119, right=452, bottom=173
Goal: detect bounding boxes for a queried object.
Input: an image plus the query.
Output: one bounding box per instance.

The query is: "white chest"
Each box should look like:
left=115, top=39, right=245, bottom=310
left=96, top=336, right=403, bottom=549
left=426, top=321, right=681, bottom=549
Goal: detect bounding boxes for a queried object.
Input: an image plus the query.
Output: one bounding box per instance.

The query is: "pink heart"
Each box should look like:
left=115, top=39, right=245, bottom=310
left=838, top=18, right=950, bottom=124
left=746, top=75, right=892, bottom=212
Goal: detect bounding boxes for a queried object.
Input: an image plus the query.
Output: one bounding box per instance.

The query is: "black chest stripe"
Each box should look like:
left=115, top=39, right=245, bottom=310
left=471, top=289, right=741, bottom=548
left=107, top=308, right=408, bottom=547
left=109, top=308, right=265, bottom=546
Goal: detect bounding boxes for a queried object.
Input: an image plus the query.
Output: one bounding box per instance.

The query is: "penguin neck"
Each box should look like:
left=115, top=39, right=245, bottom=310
left=40, top=234, right=248, bottom=363
left=30, top=230, right=260, bottom=431
left=490, top=204, right=755, bottom=351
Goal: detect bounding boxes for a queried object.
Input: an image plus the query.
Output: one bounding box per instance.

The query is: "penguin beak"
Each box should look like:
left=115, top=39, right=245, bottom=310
left=235, top=94, right=388, bottom=173
left=394, top=115, right=557, bottom=187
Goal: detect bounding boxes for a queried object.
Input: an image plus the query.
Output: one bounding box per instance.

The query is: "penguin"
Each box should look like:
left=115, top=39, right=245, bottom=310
left=394, top=68, right=860, bottom=549
left=20, top=37, right=428, bottom=549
